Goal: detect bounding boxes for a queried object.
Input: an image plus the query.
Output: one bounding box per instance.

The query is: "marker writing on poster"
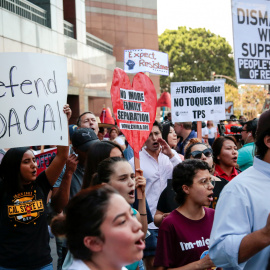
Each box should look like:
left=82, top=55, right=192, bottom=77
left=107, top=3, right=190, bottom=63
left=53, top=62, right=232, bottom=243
left=0, top=65, right=63, bottom=139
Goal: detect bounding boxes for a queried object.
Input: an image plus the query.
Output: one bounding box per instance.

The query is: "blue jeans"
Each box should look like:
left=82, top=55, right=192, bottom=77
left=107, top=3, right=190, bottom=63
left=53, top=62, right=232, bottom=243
left=0, top=263, right=53, bottom=270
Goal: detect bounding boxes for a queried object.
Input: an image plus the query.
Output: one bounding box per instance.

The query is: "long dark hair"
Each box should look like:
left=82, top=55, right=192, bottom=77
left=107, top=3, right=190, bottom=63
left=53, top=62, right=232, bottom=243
left=51, top=185, right=118, bottom=261
left=82, top=141, right=123, bottom=189
left=0, top=147, right=31, bottom=192
left=92, top=157, right=128, bottom=186
left=212, top=136, right=237, bottom=165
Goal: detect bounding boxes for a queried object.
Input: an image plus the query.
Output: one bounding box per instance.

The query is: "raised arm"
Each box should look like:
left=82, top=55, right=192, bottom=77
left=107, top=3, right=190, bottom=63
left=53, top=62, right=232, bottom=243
left=51, top=154, right=78, bottom=213
left=45, top=104, right=71, bottom=186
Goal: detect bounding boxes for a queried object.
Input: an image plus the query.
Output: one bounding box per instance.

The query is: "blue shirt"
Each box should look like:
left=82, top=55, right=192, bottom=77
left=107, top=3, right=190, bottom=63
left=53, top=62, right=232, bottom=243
left=176, top=130, right=196, bottom=155
left=237, top=142, right=255, bottom=171
left=209, top=157, right=270, bottom=269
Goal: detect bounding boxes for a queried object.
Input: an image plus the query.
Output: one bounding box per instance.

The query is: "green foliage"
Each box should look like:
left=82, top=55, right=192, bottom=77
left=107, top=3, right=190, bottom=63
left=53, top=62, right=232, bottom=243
left=225, top=84, right=268, bottom=119
left=159, top=27, right=235, bottom=91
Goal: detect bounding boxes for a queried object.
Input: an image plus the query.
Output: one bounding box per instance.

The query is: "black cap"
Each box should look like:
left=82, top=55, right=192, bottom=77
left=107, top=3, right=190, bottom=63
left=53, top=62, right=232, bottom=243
left=72, top=128, right=99, bottom=152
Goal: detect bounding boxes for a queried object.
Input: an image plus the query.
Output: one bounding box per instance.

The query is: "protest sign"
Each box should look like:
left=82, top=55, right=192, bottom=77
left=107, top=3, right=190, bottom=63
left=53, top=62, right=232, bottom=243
left=124, top=49, right=169, bottom=76
left=33, top=147, right=57, bottom=176
left=171, top=81, right=225, bottom=122
left=232, top=0, right=270, bottom=84
left=225, top=102, right=234, bottom=118
left=110, top=68, right=157, bottom=158
left=0, top=53, right=68, bottom=148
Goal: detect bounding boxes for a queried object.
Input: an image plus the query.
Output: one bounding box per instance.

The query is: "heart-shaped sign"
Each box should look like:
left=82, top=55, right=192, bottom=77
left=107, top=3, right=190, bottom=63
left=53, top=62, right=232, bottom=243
left=110, top=68, right=157, bottom=158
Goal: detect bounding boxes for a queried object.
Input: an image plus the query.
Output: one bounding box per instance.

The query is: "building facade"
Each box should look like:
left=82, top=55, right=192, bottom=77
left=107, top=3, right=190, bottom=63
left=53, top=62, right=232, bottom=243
left=0, top=0, right=159, bottom=122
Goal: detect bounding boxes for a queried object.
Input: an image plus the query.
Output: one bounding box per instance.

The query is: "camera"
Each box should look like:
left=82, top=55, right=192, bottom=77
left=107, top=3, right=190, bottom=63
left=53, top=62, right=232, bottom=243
left=230, top=126, right=243, bottom=133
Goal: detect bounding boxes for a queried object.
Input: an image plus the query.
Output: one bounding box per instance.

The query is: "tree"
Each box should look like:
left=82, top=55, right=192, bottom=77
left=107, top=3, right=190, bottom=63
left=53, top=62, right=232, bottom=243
left=159, top=27, right=235, bottom=91
left=225, top=84, right=268, bottom=119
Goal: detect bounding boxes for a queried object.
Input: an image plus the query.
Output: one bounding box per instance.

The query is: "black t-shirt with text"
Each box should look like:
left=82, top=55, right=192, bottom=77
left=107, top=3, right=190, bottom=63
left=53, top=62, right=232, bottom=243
left=0, top=171, right=52, bottom=268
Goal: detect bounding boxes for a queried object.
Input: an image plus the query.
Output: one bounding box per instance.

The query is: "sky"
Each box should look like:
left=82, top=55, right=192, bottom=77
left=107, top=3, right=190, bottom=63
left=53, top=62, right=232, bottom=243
left=157, top=0, right=234, bottom=48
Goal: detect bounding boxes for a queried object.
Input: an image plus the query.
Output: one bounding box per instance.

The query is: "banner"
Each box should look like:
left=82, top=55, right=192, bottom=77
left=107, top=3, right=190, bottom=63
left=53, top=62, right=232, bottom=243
left=0, top=53, right=68, bottom=148
left=171, top=81, right=225, bottom=122
left=33, top=148, right=57, bottom=176
left=232, top=0, right=270, bottom=84
left=124, top=49, right=169, bottom=76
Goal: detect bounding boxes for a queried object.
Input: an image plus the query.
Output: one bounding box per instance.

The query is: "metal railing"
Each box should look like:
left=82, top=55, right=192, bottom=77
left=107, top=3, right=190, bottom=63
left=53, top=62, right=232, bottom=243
left=64, top=20, right=74, bottom=38
left=86, top=32, right=113, bottom=55
left=0, top=0, right=47, bottom=26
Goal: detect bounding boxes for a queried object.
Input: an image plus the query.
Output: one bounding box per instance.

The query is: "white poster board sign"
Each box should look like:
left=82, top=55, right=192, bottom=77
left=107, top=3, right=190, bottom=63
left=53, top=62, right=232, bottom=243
left=225, top=102, right=234, bottom=118
left=124, top=49, right=169, bottom=76
left=232, top=0, right=270, bottom=84
left=0, top=53, right=68, bottom=148
left=171, top=81, right=225, bottom=122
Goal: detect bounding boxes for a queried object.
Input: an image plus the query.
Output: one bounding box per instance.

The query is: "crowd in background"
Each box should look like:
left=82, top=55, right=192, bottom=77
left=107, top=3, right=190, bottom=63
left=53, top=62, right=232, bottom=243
left=0, top=106, right=270, bottom=270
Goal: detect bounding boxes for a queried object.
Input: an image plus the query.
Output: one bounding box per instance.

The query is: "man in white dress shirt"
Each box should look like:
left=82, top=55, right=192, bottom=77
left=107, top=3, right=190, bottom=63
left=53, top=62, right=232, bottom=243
left=129, top=121, right=181, bottom=270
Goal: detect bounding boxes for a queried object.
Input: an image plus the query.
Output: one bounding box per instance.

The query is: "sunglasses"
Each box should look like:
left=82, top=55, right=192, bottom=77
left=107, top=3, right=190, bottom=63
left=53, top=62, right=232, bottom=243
left=190, top=148, right=212, bottom=159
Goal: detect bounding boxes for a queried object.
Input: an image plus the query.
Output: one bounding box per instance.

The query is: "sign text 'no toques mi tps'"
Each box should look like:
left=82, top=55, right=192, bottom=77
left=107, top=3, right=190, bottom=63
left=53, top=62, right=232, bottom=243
left=232, top=0, right=270, bottom=84
left=0, top=53, right=68, bottom=149
left=124, top=49, right=169, bottom=76
left=171, top=81, right=225, bottom=123
left=110, top=68, right=157, bottom=158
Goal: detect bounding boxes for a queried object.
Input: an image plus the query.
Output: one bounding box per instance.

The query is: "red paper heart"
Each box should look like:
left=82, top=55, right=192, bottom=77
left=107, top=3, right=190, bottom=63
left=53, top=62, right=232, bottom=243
left=110, top=68, right=157, bottom=158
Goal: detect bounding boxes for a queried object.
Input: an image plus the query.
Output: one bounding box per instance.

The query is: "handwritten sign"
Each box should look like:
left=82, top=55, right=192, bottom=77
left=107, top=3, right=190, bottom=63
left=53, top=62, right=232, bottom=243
left=0, top=53, right=68, bottom=148
left=124, top=49, right=169, bottom=76
left=171, top=81, right=225, bottom=122
left=232, top=0, right=270, bottom=84
left=110, top=68, right=157, bottom=157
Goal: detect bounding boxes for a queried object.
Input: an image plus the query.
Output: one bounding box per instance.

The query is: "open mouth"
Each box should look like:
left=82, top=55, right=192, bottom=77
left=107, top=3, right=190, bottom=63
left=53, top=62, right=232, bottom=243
left=135, top=238, right=145, bottom=250
left=153, top=142, right=159, bottom=147
left=129, top=190, right=135, bottom=198
left=208, top=193, right=214, bottom=202
left=32, top=170, right=37, bottom=176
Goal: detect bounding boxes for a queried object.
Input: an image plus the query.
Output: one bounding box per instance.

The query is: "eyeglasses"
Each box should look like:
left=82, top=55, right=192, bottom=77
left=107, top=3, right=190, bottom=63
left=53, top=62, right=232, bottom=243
left=190, top=149, right=212, bottom=159
left=200, top=177, right=215, bottom=189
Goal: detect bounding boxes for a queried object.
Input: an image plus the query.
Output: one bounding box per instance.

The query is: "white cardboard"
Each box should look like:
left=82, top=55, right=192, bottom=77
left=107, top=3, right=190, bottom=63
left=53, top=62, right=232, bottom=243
left=124, top=49, right=169, bottom=76
left=0, top=53, right=68, bottom=148
left=171, top=81, right=225, bottom=122
left=232, top=0, right=270, bottom=84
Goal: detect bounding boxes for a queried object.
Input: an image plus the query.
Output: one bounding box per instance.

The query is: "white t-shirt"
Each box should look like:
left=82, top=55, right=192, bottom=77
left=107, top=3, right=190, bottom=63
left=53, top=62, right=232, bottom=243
left=67, top=259, right=128, bottom=270
left=207, top=127, right=217, bottom=139
left=114, top=136, right=125, bottom=145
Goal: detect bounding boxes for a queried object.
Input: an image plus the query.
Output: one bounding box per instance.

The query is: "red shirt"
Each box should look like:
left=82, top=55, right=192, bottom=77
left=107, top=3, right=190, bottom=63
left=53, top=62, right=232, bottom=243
left=214, top=164, right=238, bottom=181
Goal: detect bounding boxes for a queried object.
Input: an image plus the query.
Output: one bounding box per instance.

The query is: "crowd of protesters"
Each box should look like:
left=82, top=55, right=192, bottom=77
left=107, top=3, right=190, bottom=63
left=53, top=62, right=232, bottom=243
left=0, top=106, right=270, bottom=270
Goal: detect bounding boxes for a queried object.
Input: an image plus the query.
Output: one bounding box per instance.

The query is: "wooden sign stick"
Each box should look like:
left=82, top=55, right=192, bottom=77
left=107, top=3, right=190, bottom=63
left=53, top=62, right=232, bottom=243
left=134, top=154, right=143, bottom=199
left=197, top=121, right=202, bottom=141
